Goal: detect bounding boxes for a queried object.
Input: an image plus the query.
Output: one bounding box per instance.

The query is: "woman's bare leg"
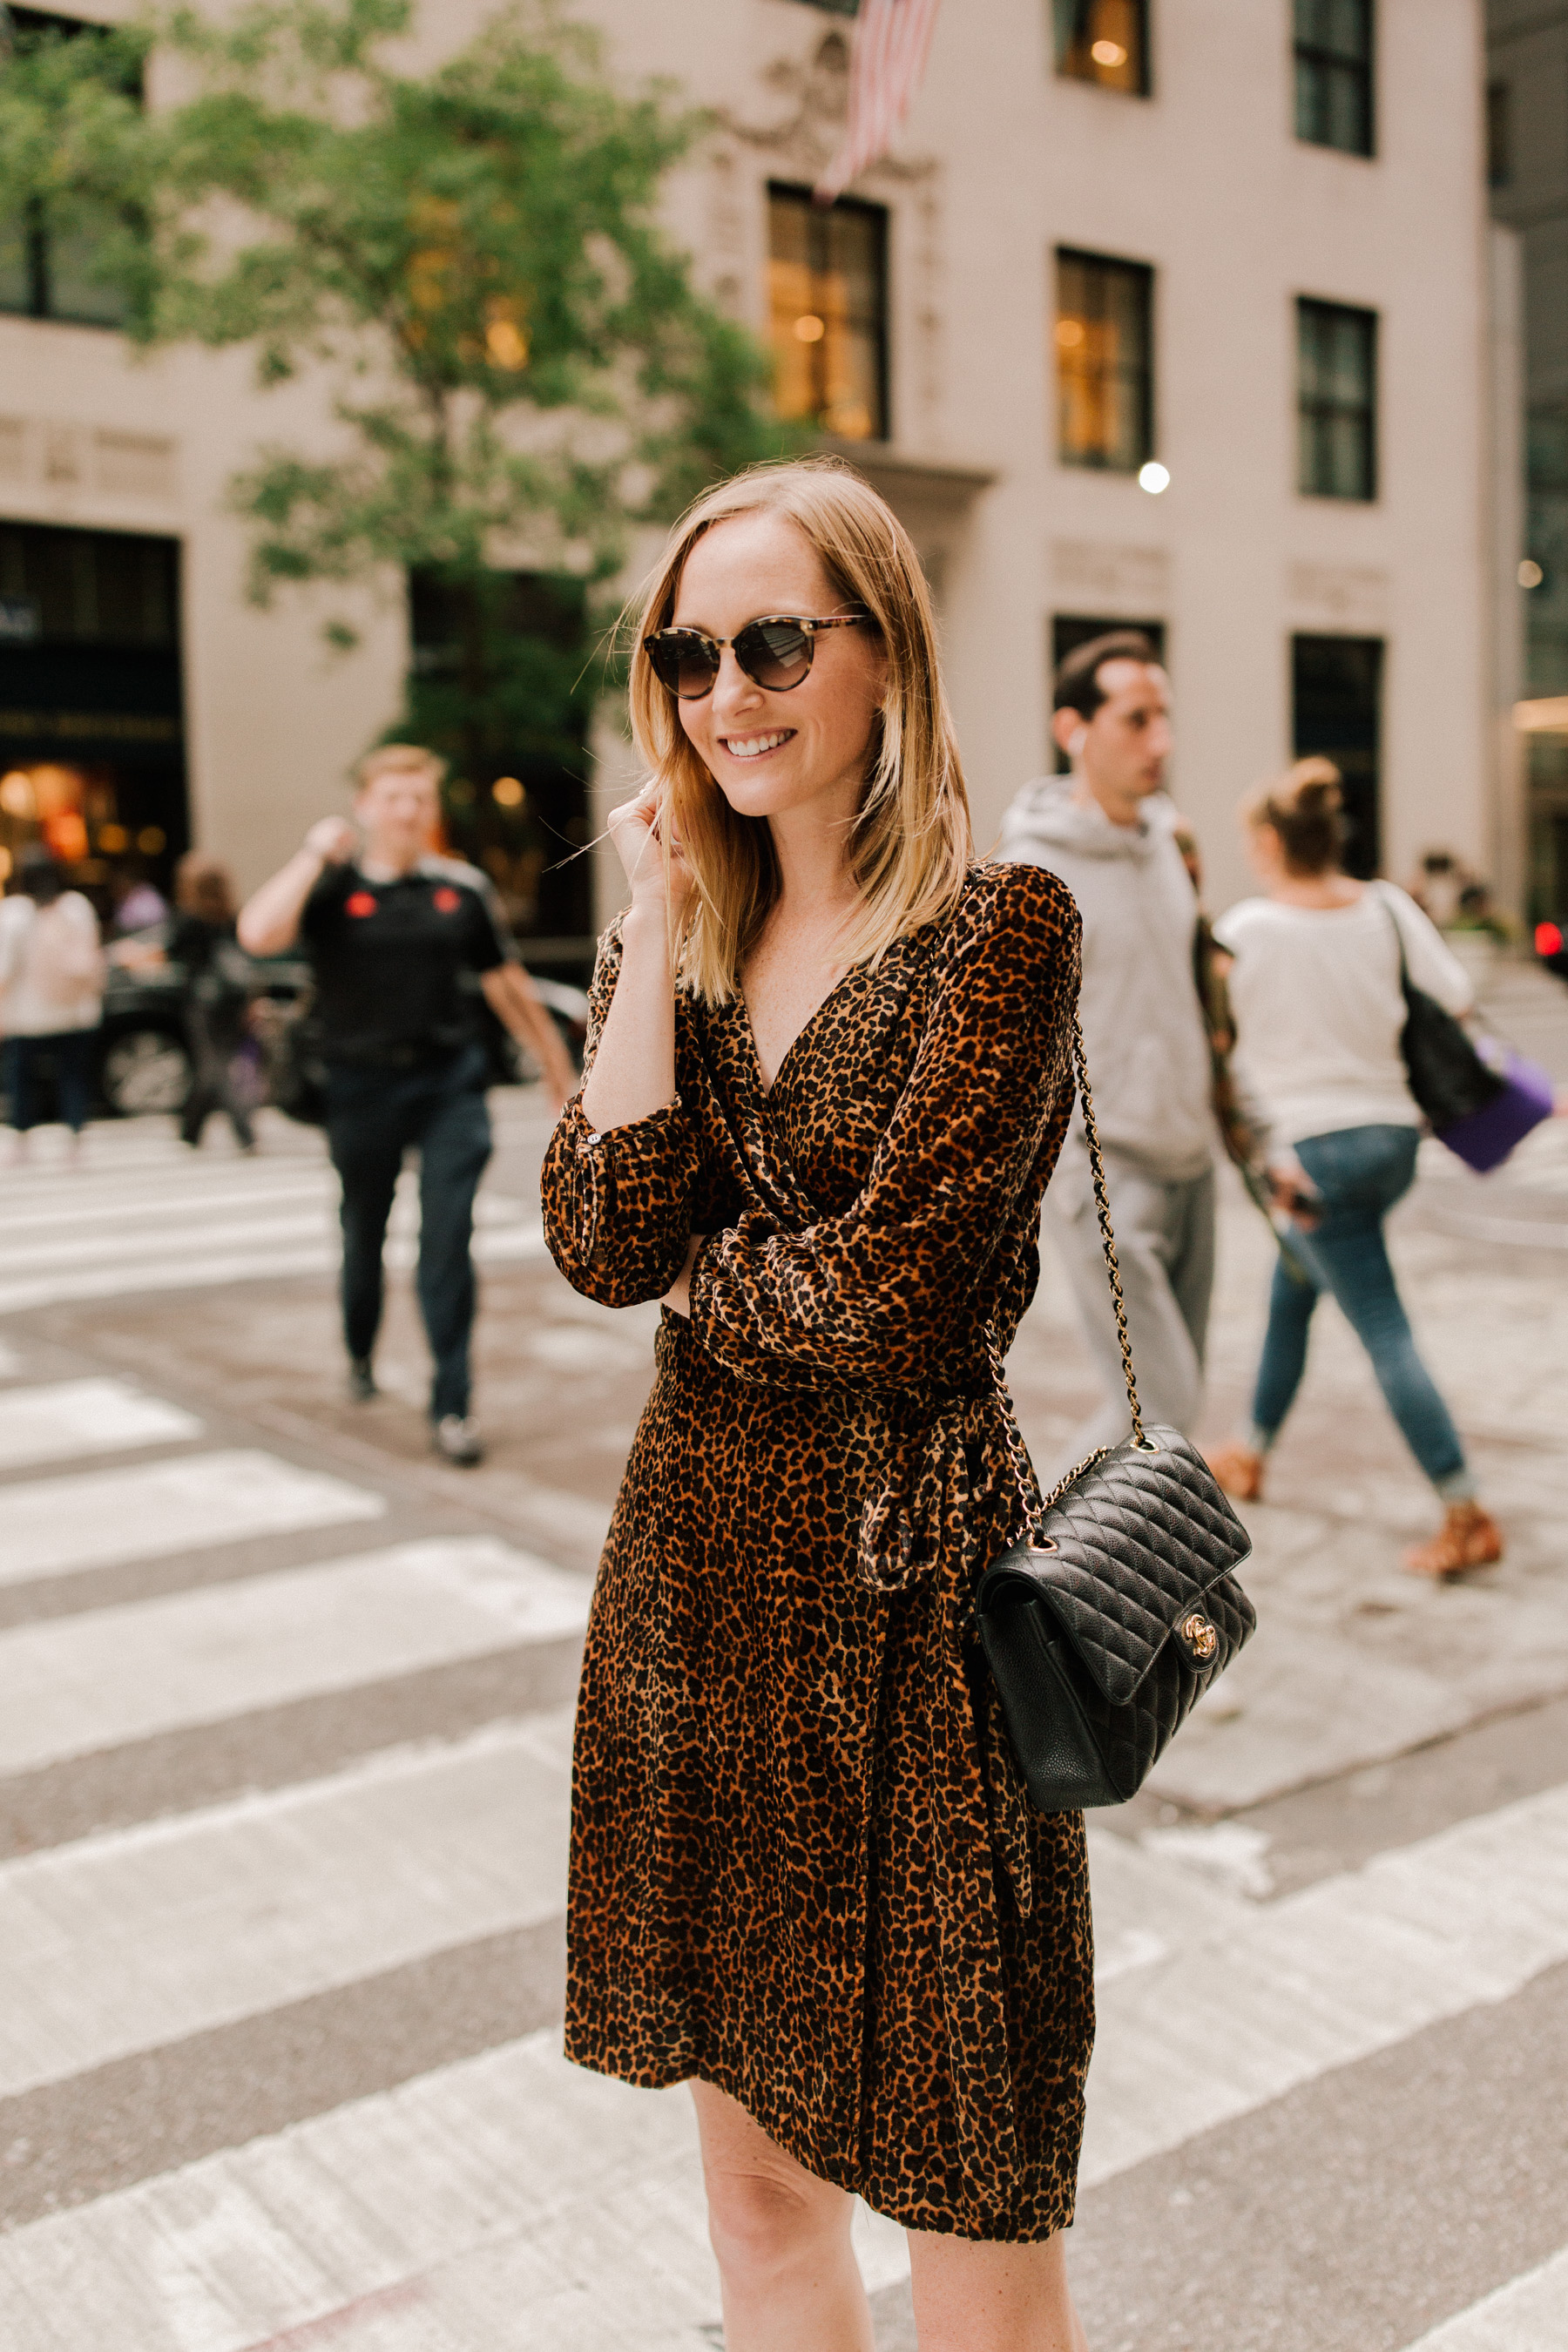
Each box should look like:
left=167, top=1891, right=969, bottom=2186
left=907, top=2226, right=1088, bottom=2352
left=690, top=2079, right=875, bottom=2352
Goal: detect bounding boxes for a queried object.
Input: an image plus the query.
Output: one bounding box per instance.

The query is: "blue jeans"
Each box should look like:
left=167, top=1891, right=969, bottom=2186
left=324, top=1044, right=493, bottom=1421
left=3, top=1031, right=96, bottom=1132
left=1252, top=1125, right=1469, bottom=1492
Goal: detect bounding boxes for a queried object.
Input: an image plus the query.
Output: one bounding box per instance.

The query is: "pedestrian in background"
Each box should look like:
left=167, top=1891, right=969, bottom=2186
left=543, top=458, right=1092, bottom=2349
left=109, top=862, right=168, bottom=936
left=1207, top=760, right=1503, bottom=1577
left=170, top=853, right=258, bottom=1154
left=999, top=631, right=1218, bottom=1456
left=239, top=744, right=574, bottom=1464
left=0, top=845, right=106, bottom=1165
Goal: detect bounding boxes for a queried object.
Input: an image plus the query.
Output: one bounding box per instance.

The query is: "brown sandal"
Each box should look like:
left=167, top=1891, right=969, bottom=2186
left=1207, top=1442, right=1265, bottom=1503
left=1403, top=1502, right=1504, bottom=1578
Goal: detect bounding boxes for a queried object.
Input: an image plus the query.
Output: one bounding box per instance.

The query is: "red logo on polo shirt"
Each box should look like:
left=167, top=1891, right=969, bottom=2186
left=432, top=886, right=462, bottom=914
left=345, top=890, right=377, bottom=917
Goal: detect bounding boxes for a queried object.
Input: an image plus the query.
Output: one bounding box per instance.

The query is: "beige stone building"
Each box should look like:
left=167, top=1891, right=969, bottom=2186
left=0, top=0, right=1513, bottom=958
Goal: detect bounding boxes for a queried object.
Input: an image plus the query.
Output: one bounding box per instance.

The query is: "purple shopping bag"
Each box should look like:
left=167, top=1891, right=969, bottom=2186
left=1436, top=1044, right=1556, bottom=1173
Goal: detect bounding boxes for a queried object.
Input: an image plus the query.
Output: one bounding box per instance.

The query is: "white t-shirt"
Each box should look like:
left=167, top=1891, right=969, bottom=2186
left=1212, top=882, right=1474, bottom=1147
left=0, top=893, right=105, bottom=1037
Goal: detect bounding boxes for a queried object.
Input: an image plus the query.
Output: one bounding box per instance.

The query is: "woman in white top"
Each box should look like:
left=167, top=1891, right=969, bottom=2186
left=1207, top=761, right=1502, bottom=1578
left=0, top=845, right=107, bottom=1159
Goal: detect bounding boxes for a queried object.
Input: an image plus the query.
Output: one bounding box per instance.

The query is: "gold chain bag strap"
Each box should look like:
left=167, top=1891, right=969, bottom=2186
left=975, top=1014, right=1258, bottom=1813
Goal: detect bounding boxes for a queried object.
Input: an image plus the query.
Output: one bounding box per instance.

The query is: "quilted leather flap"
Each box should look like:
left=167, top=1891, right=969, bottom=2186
left=979, top=1424, right=1254, bottom=1707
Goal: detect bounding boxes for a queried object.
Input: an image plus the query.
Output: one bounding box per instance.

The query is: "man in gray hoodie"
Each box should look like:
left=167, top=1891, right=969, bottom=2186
left=1000, top=630, right=1218, bottom=1456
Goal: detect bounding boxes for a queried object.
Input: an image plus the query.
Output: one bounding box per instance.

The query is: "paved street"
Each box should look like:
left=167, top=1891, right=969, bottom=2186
left=0, top=965, right=1565, bottom=2350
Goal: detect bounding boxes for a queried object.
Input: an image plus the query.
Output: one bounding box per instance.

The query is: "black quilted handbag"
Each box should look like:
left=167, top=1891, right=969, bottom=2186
left=976, top=1017, right=1257, bottom=1812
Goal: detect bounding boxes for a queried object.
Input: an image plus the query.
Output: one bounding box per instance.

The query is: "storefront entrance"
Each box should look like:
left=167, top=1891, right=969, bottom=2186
left=0, top=521, right=188, bottom=925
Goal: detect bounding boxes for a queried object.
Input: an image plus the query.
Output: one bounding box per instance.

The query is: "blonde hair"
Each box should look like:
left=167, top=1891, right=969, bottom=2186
left=627, top=456, right=971, bottom=1006
left=1242, top=756, right=1344, bottom=876
left=355, top=742, right=446, bottom=794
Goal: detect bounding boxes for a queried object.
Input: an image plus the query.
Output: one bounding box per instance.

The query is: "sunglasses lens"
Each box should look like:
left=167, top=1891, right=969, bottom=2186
left=647, top=634, right=720, bottom=698
left=737, top=620, right=814, bottom=690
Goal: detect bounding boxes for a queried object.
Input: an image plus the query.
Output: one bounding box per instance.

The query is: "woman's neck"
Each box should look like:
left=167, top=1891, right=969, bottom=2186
left=1267, top=869, right=1362, bottom=909
left=766, top=802, right=862, bottom=929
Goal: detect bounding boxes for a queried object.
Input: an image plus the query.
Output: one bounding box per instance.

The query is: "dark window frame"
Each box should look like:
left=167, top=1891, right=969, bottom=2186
left=1294, top=0, right=1375, bottom=159
left=0, top=9, right=144, bottom=332
left=766, top=180, right=891, bottom=446
left=1297, top=296, right=1378, bottom=504
left=1054, top=247, right=1155, bottom=476
left=1052, top=1, right=1151, bottom=97
left=1292, top=632, right=1383, bottom=878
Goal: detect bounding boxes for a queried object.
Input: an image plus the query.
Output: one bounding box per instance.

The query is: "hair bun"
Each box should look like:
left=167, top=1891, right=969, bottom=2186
left=1288, top=757, right=1343, bottom=817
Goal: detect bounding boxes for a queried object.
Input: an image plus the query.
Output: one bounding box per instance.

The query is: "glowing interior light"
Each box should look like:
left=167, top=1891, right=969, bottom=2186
left=1138, top=461, right=1171, bottom=494
left=1518, top=558, right=1544, bottom=589
left=794, top=314, right=826, bottom=343
left=484, top=315, right=529, bottom=370
left=1092, top=39, right=1128, bottom=66
left=1056, top=317, right=1086, bottom=348
left=492, top=776, right=524, bottom=808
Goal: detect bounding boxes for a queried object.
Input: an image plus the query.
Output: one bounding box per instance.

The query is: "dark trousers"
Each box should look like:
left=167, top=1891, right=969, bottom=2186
left=2, top=1031, right=95, bottom=1133
left=324, top=1044, right=493, bottom=1421
left=181, top=1001, right=255, bottom=1150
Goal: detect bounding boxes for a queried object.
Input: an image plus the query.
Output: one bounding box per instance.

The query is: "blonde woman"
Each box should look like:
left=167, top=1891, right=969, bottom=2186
left=542, top=460, right=1092, bottom=2351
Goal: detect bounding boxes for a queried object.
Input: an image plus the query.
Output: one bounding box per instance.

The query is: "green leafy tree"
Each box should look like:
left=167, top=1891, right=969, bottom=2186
left=0, top=0, right=783, bottom=913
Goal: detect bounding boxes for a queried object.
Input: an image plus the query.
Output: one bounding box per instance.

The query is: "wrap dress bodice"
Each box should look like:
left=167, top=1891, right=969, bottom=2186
left=540, top=860, right=1094, bottom=2241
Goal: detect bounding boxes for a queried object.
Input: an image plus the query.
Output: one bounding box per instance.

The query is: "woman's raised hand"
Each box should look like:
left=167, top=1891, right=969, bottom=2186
left=608, top=781, right=696, bottom=920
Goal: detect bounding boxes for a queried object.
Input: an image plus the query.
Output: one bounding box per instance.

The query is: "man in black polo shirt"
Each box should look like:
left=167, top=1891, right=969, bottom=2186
left=240, top=744, right=574, bottom=1463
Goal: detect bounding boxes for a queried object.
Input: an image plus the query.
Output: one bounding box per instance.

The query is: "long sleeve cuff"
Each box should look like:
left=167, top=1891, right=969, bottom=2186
left=542, top=1092, right=700, bottom=1308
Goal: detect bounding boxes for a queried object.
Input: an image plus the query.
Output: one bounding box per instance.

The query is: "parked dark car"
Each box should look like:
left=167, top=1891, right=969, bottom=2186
left=96, top=935, right=587, bottom=1118
left=98, top=948, right=311, bottom=1118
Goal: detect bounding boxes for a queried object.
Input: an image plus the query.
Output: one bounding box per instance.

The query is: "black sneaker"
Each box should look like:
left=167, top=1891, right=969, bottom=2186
left=347, top=1357, right=377, bottom=1402
left=433, top=1414, right=483, bottom=1466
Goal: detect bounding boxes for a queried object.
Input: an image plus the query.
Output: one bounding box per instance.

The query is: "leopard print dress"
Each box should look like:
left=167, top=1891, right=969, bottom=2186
left=540, top=860, right=1094, bottom=2242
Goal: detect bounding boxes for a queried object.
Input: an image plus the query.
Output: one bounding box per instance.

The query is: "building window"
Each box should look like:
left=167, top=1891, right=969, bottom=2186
left=1294, top=0, right=1374, bottom=158
left=1053, top=1, right=1149, bottom=96
left=0, top=521, right=187, bottom=905
left=1055, top=250, right=1153, bottom=475
left=1051, top=613, right=1166, bottom=767
left=1486, top=82, right=1511, bottom=191
left=1292, top=635, right=1382, bottom=877
left=1297, top=298, right=1376, bottom=501
left=0, top=10, right=142, bottom=329
left=767, top=184, right=888, bottom=443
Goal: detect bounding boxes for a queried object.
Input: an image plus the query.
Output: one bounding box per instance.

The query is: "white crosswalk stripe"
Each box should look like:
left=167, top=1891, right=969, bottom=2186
left=1397, top=2248, right=1568, bottom=2350
left=0, top=1449, right=384, bottom=1585
left=0, top=1319, right=1560, bottom=2348
left=0, top=1724, right=571, bottom=2099
left=0, top=1538, right=589, bottom=1778
left=0, top=1378, right=200, bottom=1471
left=0, top=1114, right=547, bottom=1313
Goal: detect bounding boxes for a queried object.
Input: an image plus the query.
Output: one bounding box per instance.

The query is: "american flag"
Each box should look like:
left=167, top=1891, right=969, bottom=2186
left=814, top=0, right=943, bottom=206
